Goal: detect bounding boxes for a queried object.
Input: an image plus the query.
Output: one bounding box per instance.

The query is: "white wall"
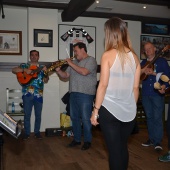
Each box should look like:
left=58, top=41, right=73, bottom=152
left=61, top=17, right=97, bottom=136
left=27, top=8, right=60, bottom=131
left=58, top=14, right=142, bottom=112
left=0, top=7, right=27, bottom=62
left=0, top=7, right=147, bottom=132
left=0, top=7, right=61, bottom=132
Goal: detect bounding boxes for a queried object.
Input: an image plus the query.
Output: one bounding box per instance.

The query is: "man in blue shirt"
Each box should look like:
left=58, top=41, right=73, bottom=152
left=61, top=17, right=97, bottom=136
left=141, top=42, right=170, bottom=151
left=12, top=50, right=49, bottom=140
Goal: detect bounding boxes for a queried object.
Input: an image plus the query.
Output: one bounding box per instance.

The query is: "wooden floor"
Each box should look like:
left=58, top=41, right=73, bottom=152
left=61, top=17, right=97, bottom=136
left=1, top=127, right=170, bottom=170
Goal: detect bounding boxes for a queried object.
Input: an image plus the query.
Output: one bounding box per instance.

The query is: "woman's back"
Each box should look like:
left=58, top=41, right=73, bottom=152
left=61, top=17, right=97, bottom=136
left=102, top=51, right=137, bottom=122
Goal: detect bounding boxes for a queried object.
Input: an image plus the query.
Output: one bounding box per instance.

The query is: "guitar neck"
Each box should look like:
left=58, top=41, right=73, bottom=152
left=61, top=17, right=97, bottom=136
left=148, top=50, right=165, bottom=66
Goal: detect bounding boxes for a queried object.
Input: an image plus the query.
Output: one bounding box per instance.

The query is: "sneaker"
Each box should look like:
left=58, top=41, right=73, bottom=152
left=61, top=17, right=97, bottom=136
left=159, top=151, right=170, bottom=162
left=34, top=133, right=43, bottom=139
left=142, top=139, right=154, bottom=147
left=23, top=134, right=30, bottom=141
left=68, top=140, right=81, bottom=147
left=81, top=142, right=91, bottom=150
left=155, top=144, right=163, bottom=151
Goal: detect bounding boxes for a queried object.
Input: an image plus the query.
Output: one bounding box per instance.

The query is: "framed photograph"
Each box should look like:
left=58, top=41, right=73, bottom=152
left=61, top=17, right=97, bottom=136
left=142, top=23, right=170, bottom=35
left=140, top=35, right=170, bottom=60
left=34, top=29, right=53, bottom=47
left=0, top=30, right=22, bottom=55
left=58, top=24, right=96, bottom=60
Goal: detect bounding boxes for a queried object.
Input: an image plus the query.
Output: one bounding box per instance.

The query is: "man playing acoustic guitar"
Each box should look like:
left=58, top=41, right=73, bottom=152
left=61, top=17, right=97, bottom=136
left=140, top=42, right=170, bottom=151
left=12, top=50, right=49, bottom=140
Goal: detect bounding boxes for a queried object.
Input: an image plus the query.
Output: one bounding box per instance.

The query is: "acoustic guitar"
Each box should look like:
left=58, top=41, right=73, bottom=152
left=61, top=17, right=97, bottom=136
left=140, top=45, right=170, bottom=81
left=17, top=57, right=74, bottom=85
left=16, top=65, right=43, bottom=85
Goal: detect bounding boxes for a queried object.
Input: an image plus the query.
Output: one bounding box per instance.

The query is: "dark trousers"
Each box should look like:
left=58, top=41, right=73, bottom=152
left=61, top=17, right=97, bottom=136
left=99, top=106, right=135, bottom=170
left=167, top=98, right=170, bottom=149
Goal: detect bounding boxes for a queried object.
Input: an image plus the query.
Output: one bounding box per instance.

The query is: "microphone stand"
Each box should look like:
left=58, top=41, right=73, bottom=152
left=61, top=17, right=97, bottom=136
left=0, top=0, right=5, bottom=19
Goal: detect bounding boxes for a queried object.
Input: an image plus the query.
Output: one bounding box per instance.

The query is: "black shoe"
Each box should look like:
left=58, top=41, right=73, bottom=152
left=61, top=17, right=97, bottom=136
left=155, top=143, right=163, bottom=151
left=81, top=142, right=91, bottom=150
left=68, top=140, right=81, bottom=147
left=141, top=139, right=153, bottom=147
left=23, top=134, right=30, bottom=141
left=34, top=133, right=43, bottom=139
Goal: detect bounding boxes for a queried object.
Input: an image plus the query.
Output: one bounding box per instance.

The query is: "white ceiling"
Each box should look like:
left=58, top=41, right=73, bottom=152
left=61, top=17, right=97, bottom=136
left=26, top=0, right=170, bottom=19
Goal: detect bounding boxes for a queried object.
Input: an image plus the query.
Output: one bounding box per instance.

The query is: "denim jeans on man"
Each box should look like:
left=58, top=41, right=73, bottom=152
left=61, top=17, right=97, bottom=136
left=70, top=92, right=94, bottom=143
left=142, top=95, right=164, bottom=145
left=23, top=94, right=43, bottom=136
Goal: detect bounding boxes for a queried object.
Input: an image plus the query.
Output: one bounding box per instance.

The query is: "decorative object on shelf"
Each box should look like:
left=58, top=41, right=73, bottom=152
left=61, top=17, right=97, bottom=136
left=11, top=102, right=15, bottom=113
left=0, top=30, right=22, bottom=55
left=34, top=29, right=53, bottom=47
left=58, top=24, right=96, bottom=60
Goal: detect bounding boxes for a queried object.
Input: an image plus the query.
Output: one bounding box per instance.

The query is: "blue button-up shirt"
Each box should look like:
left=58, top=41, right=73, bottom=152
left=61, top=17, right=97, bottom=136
left=141, top=57, right=170, bottom=96
left=20, top=63, right=45, bottom=103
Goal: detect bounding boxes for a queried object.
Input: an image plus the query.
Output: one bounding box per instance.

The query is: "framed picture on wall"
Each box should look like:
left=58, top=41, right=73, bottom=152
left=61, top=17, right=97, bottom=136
left=140, top=35, right=170, bottom=60
left=0, top=30, right=22, bottom=55
left=142, top=23, right=170, bottom=35
left=58, top=24, right=96, bottom=60
left=34, top=29, right=53, bottom=47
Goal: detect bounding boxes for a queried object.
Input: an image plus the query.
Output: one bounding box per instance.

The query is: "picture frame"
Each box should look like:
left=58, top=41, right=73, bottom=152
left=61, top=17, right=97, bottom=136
left=58, top=24, right=96, bottom=60
left=0, top=30, right=22, bottom=55
left=140, top=34, right=170, bottom=60
left=34, top=29, right=53, bottom=47
left=142, top=23, right=170, bottom=35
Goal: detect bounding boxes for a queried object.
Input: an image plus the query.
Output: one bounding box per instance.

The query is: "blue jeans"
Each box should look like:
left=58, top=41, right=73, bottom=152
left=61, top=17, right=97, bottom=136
left=69, top=92, right=94, bottom=143
left=22, top=94, right=43, bottom=135
left=142, top=95, right=164, bottom=145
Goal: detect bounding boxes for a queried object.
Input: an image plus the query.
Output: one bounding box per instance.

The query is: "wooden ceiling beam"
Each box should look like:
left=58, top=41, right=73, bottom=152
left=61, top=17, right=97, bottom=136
left=61, top=0, right=95, bottom=22
left=3, top=0, right=67, bottom=9
left=2, top=0, right=170, bottom=24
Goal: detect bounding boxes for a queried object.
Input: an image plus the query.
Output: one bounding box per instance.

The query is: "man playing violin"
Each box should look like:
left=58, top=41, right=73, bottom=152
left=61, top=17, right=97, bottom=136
left=12, top=50, right=49, bottom=140
left=140, top=42, right=170, bottom=151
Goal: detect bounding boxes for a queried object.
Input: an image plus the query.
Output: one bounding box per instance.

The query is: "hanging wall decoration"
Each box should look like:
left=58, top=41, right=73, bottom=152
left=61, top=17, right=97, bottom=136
left=58, top=24, right=96, bottom=60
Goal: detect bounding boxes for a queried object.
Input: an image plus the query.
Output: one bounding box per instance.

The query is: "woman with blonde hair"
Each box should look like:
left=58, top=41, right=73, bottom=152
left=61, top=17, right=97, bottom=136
left=91, top=17, right=141, bottom=170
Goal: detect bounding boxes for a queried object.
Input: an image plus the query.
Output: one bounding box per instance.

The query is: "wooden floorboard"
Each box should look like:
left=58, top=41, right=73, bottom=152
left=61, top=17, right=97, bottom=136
left=1, top=127, right=170, bottom=170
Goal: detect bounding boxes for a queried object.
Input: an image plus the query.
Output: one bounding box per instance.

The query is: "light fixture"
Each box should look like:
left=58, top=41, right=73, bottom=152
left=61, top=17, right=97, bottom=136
left=143, top=5, right=147, bottom=9
left=96, top=0, right=99, bottom=4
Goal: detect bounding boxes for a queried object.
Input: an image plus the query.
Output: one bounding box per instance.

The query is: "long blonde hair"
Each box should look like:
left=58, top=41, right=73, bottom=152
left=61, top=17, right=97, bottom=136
left=104, top=17, right=136, bottom=70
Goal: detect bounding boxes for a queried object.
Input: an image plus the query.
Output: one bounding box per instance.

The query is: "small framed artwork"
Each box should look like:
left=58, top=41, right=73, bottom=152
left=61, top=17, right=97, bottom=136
left=142, top=23, right=170, bottom=35
left=34, top=29, right=53, bottom=47
left=140, top=34, right=170, bottom=60
left=58, top=24, right=96, bottom=60
left=0, top=30, right=22, bottom=55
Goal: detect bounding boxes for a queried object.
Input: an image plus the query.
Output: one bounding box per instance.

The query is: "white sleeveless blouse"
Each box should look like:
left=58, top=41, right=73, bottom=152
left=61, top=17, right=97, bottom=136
left=102, top=51, right=136, bottom=122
